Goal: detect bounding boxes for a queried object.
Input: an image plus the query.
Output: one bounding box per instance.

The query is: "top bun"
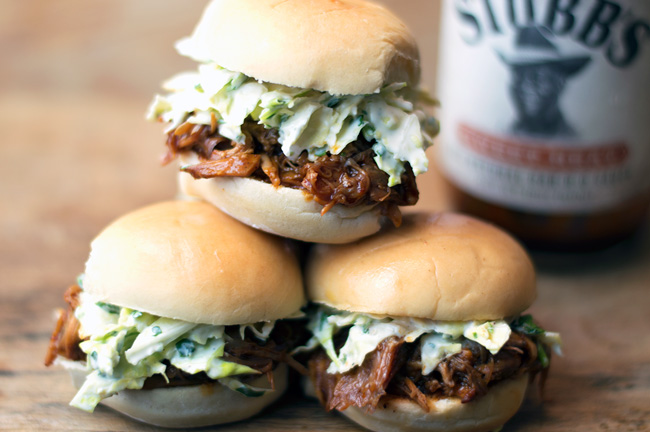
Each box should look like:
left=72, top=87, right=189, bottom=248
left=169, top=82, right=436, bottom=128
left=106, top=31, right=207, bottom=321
left=306, top=213, right=536, bottom=321
left=177, top=0, right=420, bottom=95
left=83, top=201, right=304, bottom=325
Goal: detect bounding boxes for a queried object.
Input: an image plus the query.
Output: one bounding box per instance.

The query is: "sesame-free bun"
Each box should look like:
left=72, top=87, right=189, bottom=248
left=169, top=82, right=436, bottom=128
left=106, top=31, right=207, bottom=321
left=307, top=212, right=536, bottom=321
left=178, top=169, right=382, bottom=244
left=341, top=375, right=528, bottom=432
left=176, top=0, right=420, bottom=95
left=61, top=359, right=288, bottom=428
left=83, top=201, right=304, bottom=325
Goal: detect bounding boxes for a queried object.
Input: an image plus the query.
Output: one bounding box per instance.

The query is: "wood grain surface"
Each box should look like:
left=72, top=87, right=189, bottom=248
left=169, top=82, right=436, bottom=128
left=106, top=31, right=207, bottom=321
left=1, top=1, right=649, bottom=431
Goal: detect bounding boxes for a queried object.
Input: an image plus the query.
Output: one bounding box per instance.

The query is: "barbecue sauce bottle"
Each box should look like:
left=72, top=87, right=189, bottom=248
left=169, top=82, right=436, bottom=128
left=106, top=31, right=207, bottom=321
left=436, top=0, right=650, bottom=250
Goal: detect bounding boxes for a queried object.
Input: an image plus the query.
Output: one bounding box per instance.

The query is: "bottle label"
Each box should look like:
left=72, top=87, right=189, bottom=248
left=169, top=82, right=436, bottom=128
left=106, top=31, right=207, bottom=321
left=437, top=0, right=650, bottom=213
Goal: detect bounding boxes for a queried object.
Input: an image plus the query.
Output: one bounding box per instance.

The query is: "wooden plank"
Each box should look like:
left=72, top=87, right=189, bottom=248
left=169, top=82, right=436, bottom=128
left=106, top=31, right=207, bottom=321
left=1, top=1, right=649, bottom=431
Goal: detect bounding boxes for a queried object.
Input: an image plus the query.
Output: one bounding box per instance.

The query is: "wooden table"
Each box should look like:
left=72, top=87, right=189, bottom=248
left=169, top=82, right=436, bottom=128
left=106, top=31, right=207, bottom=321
left=1, top=1, right=649, bottom=431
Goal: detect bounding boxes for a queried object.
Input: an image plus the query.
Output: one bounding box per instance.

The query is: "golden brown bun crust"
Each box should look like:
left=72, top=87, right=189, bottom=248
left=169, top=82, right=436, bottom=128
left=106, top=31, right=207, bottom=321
left=178, top=169, right=382, bottom=244
left=178, top=0, right=420, bottom=95
left=63, top=359, right=288, bottom=428
left=342, top=375, right=528, bottom=432
left=84, top=201, right=304, bottom=324
left=307, top=213, right=536, bottom=321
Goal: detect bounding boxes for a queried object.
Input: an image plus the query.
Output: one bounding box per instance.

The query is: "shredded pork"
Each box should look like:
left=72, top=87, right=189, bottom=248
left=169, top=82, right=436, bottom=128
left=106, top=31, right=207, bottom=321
left=164, top=120, right=419, bottom=226
left=308, top=332, right=548, bottom=413
left=310, top=337, right=404, bottom=412
left=45, top=285, right=84, bottom=366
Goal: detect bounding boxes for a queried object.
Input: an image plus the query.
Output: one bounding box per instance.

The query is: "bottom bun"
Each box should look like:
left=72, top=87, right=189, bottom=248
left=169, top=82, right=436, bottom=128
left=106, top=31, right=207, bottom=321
left=178, top=168, right=382, bottom=244
left=61, top=359, right=288, bottom=428
left=341, top=375, right=528, bottom=432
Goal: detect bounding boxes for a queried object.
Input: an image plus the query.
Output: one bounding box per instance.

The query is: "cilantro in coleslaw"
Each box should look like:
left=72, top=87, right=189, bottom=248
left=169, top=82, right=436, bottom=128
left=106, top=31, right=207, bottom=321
left=148, top=64, right=439, bottom=187
left=300, top=306, right=561, bottom=376
left=69, top=288, right=276, bottom=412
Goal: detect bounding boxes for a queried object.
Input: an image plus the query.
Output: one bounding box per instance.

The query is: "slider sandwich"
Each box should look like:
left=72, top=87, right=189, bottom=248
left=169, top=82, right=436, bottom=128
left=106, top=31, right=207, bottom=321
left=148, top=0, right=439, bottom=244
left=45, top=201, right=305, bottom=427
left=302, top=213, right=561, bottom=432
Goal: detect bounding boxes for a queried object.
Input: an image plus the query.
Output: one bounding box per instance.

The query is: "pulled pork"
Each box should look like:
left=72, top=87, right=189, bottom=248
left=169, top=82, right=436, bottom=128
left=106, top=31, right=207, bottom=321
left=164, top=120, right=419, bottom=225
left=44, top=284, right=84, bottom=366
left=313, top=337, right=404, bottom=412
left=308, top=332, right=548, bottom=413
left=44, top=285, right=306, bottom=389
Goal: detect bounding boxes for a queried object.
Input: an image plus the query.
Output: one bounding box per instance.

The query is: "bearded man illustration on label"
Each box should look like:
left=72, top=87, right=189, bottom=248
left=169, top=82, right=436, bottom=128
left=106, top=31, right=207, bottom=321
left=499, top=27, right=591, bottom=139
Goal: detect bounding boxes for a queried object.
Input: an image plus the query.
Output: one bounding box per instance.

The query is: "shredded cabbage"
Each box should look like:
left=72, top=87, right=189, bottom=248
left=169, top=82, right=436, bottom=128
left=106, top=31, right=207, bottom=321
left=148, top=64, right=439, bottom=186
left=304, top=306, right=513, bottom=375
left=70, top=292, right=276, bottom=412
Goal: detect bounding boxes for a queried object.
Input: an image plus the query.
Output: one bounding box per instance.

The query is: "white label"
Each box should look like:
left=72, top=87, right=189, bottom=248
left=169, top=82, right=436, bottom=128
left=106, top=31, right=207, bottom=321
left=437, top=0, right=650, bottom=213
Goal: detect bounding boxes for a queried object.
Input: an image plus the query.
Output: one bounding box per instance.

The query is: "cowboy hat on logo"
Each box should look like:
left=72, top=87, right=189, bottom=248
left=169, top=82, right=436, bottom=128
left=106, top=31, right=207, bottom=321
left=498, top=26, right=591, bottom=76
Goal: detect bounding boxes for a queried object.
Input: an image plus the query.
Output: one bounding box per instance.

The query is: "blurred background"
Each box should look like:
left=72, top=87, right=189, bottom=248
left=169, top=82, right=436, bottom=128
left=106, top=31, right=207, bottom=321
left=2, top=1, right=649, bottom=431
left=3, top=1, right=209, bottom=286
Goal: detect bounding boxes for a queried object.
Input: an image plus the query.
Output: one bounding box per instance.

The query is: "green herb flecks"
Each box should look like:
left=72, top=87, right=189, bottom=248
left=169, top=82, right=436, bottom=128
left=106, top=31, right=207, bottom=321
left=96, top=302, right=120, bottom=315
left=234, top=386, right=266, bottom=397
left=537, top=341, right=550, bottom=368
left=175, top=339, right=196, bottom=357
left=97, top=331, right=118, bottom=343
left=512, top=314, right=545, bottom=336
left=326, top=97, right=341, bottom=108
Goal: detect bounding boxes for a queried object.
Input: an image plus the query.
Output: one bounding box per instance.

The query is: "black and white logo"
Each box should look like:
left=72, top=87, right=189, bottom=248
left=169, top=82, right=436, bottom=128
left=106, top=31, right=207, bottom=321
left=498, top=27, right=592, bottom=139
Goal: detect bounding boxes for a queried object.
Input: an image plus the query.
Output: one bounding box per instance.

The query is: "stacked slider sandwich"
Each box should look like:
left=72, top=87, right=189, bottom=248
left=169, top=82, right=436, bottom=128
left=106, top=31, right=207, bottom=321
left=300, top=213, right=561, bottom=432
left=148, top=0, right=439, bottom=244
left=45, top=201, right=306, bottom=427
